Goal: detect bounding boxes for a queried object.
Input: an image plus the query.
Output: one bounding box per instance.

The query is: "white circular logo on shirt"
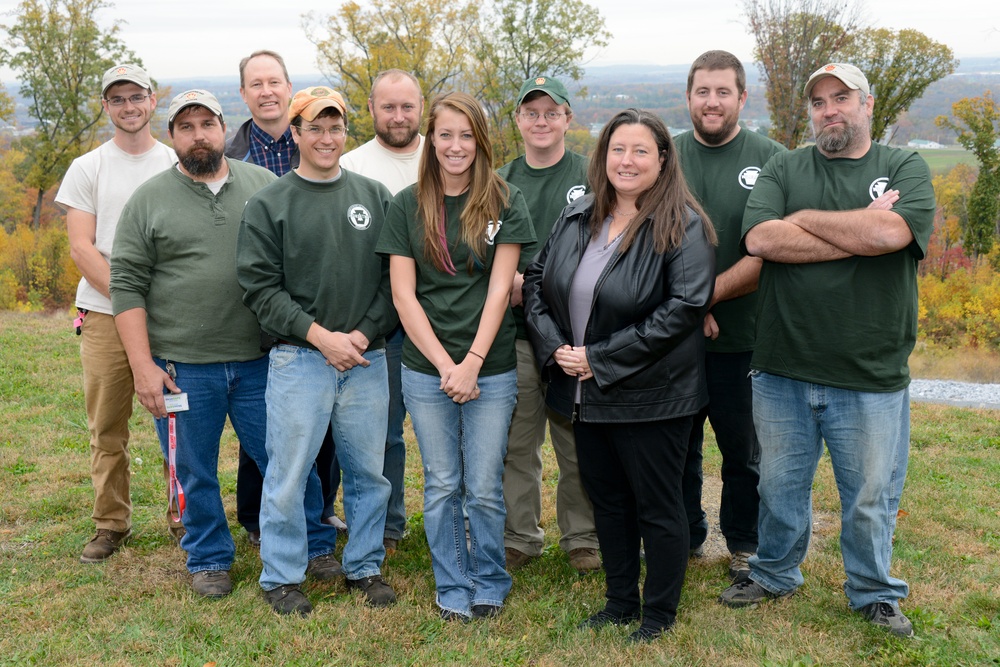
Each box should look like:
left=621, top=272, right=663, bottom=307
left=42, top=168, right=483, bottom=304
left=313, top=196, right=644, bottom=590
left=566, top=185, right=586, bottom=203
left=869, top=177, right=890, bottom=200
left=738, top=167, right=762, bottom=190
left=347, top=204, right=372, bottom=230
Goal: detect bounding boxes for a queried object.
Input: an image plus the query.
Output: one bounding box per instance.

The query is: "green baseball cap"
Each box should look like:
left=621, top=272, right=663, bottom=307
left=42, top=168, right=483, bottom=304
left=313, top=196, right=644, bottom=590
left=516, top=76, right=570, bottom=108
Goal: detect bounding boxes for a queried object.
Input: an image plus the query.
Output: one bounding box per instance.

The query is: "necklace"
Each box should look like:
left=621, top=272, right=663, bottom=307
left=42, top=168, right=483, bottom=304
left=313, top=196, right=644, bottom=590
left=613, top=207, right=637, bottom=218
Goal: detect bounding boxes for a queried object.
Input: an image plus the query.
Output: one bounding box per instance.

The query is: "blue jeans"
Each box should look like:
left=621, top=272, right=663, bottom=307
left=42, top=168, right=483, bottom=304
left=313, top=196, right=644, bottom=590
left=152, top=356, right=269, bottom=574
left=749, top=372, right=910, bottom=608
left=402, top=366, right=516, bottom=617
left=384, top=327, right=407, bottom=539
left=259, top=346, right=390, bottom=590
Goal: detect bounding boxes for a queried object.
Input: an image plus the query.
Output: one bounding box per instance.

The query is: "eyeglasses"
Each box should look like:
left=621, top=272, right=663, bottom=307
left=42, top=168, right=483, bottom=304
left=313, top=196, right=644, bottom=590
left=105, top=93, right=150, bottom=107
left=518, top=110, right=566, bottom=122
left=297, top=125, right=347, bottom=138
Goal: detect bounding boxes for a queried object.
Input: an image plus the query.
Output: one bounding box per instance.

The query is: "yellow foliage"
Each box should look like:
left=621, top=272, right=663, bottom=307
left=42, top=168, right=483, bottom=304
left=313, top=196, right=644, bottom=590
left=918, top=257, right=1000, bottom=349
left=0, top=224, right=79, bottom=311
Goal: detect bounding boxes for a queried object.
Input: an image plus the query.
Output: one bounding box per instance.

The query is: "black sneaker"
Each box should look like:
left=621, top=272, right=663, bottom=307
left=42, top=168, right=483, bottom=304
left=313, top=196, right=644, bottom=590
left=577, top=608, right=641, bottom=630
left=264, top=584, right=312, bottom=617
left=627, top=623, right=672, bottom=643
left=440, top=608, right=470, bottom=623
left=860, top=602, right=914, bottom=637
left=471, top=604, right=502, bottom=619
left=718, top=579, right=793, bottom=608
left=346, top=574, right=397, bottom=607
left=307, top=553, right=343, bottom=580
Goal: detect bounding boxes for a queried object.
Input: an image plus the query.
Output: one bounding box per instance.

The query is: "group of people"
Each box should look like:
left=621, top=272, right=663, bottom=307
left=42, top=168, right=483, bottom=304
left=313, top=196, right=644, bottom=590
left=60, top=47, right=933, bottom=642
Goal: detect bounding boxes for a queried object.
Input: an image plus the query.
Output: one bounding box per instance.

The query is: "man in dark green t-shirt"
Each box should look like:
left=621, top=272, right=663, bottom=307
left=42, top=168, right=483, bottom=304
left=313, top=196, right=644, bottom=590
left=497, top=75, right=598, bottom=574
left=675, top=51, right=785, bottom=585
left=718, top=63, right=935, bottom=640
left=237, top=87, right=399, bottom=617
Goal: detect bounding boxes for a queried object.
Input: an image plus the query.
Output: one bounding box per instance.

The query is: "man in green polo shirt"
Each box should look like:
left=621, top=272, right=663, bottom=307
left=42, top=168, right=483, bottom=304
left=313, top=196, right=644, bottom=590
left=498, top=75, right=598, bottom=574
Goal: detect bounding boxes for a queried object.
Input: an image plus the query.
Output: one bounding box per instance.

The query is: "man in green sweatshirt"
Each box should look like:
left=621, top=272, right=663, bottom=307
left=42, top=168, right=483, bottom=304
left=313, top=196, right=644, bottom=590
left=237, top=86, right=399, bottom=617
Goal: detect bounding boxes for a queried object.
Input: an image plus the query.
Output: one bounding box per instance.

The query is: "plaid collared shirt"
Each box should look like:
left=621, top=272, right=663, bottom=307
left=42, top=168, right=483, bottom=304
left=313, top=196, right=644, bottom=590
left=247, top=122, right=296, bottom=176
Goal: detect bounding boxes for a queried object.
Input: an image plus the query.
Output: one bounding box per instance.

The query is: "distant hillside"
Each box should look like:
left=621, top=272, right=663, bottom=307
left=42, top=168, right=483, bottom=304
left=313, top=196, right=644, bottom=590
left=4, top=58, right=1000, bottom=147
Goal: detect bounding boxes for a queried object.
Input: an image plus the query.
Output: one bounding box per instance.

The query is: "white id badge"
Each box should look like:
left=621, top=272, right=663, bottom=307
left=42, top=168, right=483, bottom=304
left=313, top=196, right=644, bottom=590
left=163, top=393, right=190, bottom=413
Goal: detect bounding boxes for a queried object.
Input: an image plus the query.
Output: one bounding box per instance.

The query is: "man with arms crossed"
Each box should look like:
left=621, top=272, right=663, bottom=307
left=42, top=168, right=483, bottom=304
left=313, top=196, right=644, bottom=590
left=238, top=86, right=398, bottom=616
left=718, top=64, right=935, bottom=638
left=57, top=64, right=178, bottom=563
left=340, top=68, right=425, bottom=555
left=674, top=50, right=784, bottom=583
left=110, top=90, right=286, bottom=597
left=498, top=75, right=599, bottom=574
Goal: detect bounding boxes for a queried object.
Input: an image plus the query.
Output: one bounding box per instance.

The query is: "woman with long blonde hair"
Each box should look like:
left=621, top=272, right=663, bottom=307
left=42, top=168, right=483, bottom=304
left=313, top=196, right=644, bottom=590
left=376, top=92, right=535, bottom=621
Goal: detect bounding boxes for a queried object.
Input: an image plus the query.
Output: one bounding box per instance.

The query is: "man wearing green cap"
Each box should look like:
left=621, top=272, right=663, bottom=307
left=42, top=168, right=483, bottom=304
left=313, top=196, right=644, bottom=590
left=498, top=75, right=598, bottom=574
left=110, top=90, right=277, bottom=598
left=237, top=86, right=398, bottom=616
left=57, top=63, right=177, bottom=564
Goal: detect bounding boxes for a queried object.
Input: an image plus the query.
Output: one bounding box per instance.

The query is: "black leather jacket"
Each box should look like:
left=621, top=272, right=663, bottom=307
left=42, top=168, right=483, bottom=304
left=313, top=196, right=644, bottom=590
left=523, top=194, right=715, bottom=423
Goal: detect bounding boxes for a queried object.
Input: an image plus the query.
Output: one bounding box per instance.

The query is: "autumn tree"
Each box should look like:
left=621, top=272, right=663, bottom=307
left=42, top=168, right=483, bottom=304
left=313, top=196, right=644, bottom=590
left=842, top=28, right=958, bottom=143
left=304, top=0, right=609, bottom=163
left=303, top=0, right=480, bottom=147
left=927, top=163, right=977, bottom=277
left=937, top=92, right=1000, bottom=257
left=742, top=0, right=862, bottom=148
left=0, top=0, right=139, bottom=229
left=467, top=0, right=610, bottom=163
left=0, top=82, right=13, bottom=122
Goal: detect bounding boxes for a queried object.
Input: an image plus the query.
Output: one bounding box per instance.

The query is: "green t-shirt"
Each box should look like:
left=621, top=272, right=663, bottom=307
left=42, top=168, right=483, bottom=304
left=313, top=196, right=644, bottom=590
left=499, top=150, right=589, bottom=339
left=675, top=129, right=785, bottom=353
left=741, top=143, right=935, bottom=392
left=376, top=184, right=536, bottom=377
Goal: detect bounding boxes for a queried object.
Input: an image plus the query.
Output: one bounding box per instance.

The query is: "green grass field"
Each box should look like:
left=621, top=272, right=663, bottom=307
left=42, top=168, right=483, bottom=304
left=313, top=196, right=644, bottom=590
left=910, top=148, right=977, bottom=175
left=1, top=311, right=998, bottom=666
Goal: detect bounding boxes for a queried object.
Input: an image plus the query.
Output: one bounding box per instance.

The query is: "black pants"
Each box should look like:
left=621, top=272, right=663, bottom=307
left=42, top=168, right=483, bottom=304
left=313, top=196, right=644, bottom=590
left=574, top=415, right=692, bottom=630
left=236, top=427, right=340, bottom=532
left=682, top=350, right=760, bottom=553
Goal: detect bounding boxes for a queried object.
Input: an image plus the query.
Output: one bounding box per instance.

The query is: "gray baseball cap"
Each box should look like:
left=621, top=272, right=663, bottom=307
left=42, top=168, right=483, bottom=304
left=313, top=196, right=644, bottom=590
left=167, top=89, right=224, bottom=125
left=102, top=64, right=152, bottom=97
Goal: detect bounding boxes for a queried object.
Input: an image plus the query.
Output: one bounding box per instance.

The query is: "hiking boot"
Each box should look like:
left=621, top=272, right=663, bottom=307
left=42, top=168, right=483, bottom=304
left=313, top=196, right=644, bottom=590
left=577, top=608, right=641, bottom=630
left=860, top=602, right=914, bottom=637
left=505, top=547, right=536, bottom=571
left=471, top=604, right=502, bottom=619
left=247, top=530, right=261, bottom=548
left=568, top=547, right=601, bottom=573
left=718, top=579, right=793, bottom=608
left=628, top=623, right=672, bottom=643
left=264, top=584, right=312, bottom=617
left=689, top=543, right=705, bottom=558
left=728, top=550, right=753, bottom=583
left=80, top=529, right=132, bottom=563
left=306, top=553, right=343, bottom=580
left=346, top=574, right=396, bottom=607
left=383, top=537, right=398, bottom=556
left=192, top=570, right=232, bottom=598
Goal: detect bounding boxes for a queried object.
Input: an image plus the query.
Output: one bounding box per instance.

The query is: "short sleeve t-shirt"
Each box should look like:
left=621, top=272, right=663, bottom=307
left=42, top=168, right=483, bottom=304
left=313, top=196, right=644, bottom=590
left=376, top=184, right=536, bottom=376
left=741, top=143, right=935, bottom=392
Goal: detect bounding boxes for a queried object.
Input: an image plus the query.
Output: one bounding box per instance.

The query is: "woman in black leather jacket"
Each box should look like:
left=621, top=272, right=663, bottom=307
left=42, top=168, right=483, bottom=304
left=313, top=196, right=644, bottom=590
left=523, top=108, right=716, bottom=642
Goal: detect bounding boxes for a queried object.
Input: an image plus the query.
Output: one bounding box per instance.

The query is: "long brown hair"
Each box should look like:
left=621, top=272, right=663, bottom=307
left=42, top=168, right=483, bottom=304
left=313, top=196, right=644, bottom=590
left=417, top=92, right=510, bottom=272
left=588, top=108, right=716, bottom=253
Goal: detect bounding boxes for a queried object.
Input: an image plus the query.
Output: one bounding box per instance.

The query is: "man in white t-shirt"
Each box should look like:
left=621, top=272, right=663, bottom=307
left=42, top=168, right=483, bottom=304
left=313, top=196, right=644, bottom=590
left=340, top=69, right=424, bottom=554
left=56, top=63, right=177, bottom=564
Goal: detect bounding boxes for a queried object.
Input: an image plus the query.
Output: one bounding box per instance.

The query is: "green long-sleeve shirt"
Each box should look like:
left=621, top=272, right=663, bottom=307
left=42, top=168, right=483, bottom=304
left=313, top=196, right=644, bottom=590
left=236, top=169, right=397, bottom=349
left=110, top=160, right=277, bottom=363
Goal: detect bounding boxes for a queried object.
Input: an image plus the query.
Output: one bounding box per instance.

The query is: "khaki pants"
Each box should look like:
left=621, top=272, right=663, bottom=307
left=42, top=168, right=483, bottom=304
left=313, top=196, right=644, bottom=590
left=80, top=311, right=135, bottom=532
left=502, top=339, right=597, bottom=555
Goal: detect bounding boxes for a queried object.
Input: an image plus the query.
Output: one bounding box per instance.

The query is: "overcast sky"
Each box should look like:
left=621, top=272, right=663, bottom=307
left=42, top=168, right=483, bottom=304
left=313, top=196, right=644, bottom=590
left=1, top=0, right=998, bottom=85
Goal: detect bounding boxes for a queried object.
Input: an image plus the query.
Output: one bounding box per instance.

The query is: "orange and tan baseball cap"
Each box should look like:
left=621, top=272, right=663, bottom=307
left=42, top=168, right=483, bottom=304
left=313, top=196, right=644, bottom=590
left=289, top=86, right=348, bottom=123
left=804, top=63, right=870, bottom=98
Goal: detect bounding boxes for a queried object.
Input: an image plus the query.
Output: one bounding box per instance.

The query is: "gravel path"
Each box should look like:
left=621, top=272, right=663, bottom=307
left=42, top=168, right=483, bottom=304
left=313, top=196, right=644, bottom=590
left=909, top=378, right=1000, bottom=410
